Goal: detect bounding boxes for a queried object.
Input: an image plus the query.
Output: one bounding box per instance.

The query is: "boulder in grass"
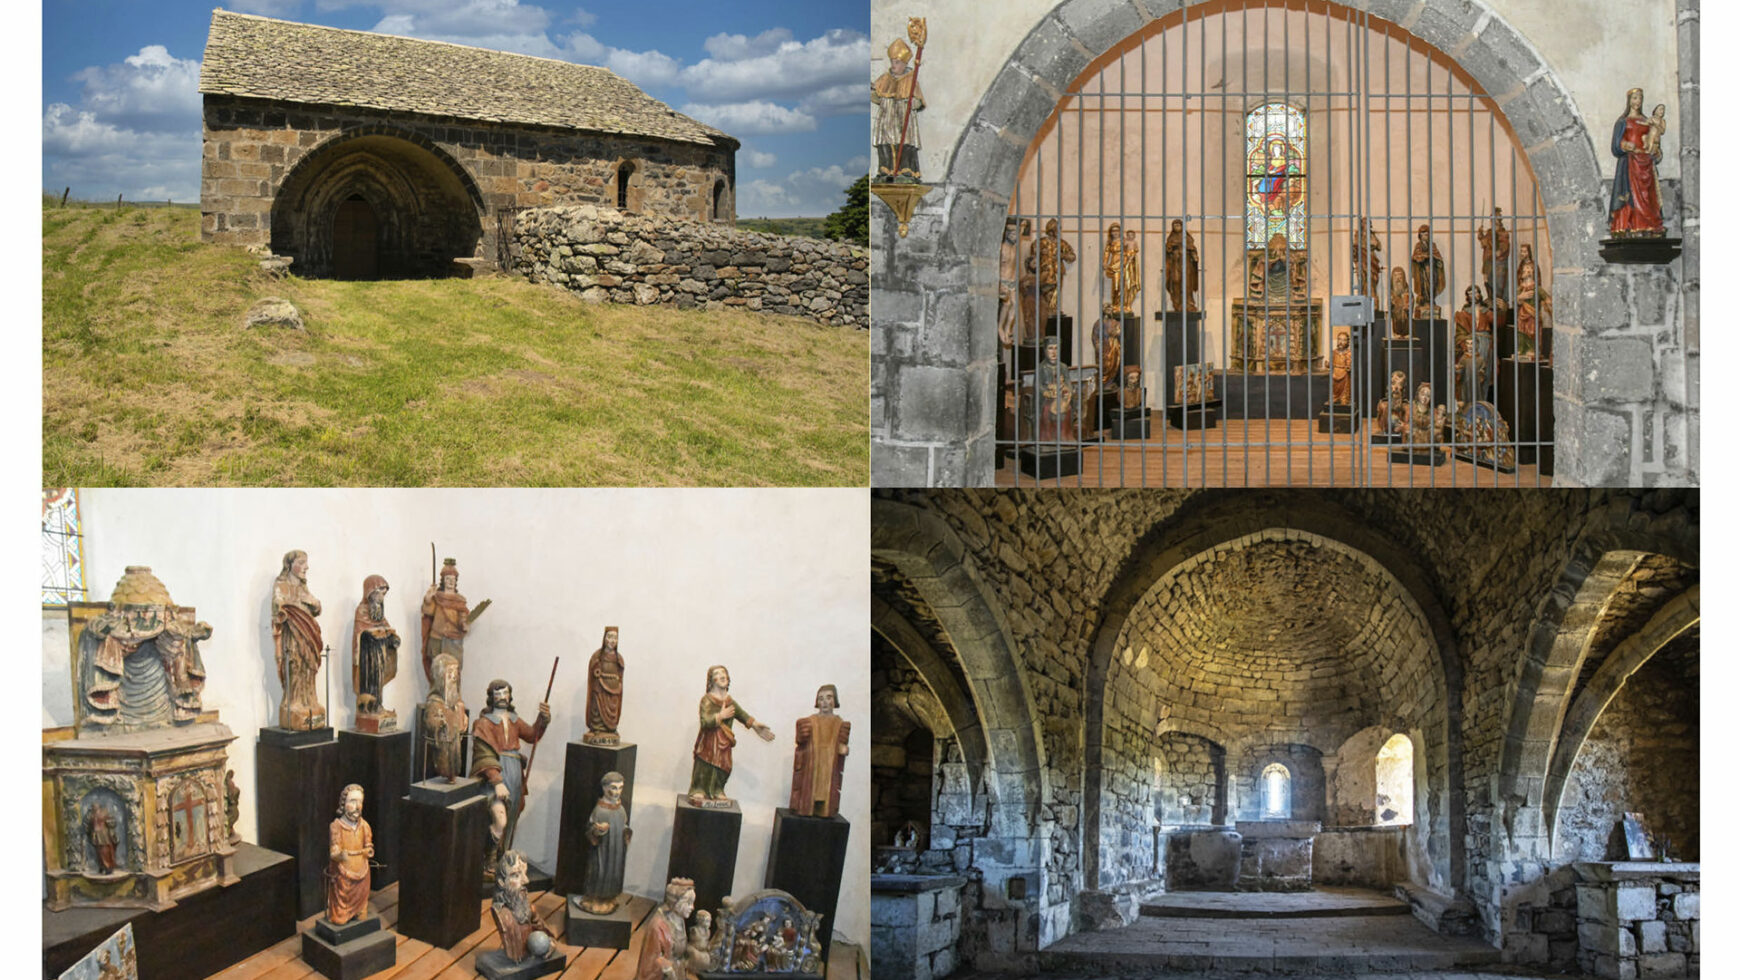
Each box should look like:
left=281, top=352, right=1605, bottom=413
left=245, top=297, right=304, bottom=330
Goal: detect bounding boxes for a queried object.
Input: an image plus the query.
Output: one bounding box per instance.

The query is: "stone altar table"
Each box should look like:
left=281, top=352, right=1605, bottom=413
left=1234, top=820, right=1320, bottom=892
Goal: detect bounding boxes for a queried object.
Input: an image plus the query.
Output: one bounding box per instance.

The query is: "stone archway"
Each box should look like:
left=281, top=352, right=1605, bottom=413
left=1079, top=491, right=1464, bottom=898
left=271, top=126, right=485, bottom=278
left=872, top=595, right=992, bottom=794
left=1542, top=585, right=1698, bottom=839
left=873, top=0, right=1610, bottom=486
left=871, top=497, right=1061, bottom=950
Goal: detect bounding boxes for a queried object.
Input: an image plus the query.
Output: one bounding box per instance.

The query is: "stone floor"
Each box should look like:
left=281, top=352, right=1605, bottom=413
left=1029, top=887, right=1502, bottom=975
left=1142, top=887, right=1410, bottom=918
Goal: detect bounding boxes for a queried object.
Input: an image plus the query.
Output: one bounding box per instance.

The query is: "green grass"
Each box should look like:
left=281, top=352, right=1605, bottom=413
left=43, top=201, right=868, bottom=486
left=737, top=216, right=830, bottom=240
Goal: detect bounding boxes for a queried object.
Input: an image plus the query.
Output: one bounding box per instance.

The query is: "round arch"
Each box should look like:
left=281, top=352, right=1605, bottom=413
left=872, top=595, right=993, bottom=795
left=1542, top=584, right=1699, bottom=843
left=875, top=0, right=1608, bottom=485
left=271, top=126, right=485, bottom=278
left=1495, top=502, right=1700, bottom=819
left=1079, top=490, right=1464, bottom=894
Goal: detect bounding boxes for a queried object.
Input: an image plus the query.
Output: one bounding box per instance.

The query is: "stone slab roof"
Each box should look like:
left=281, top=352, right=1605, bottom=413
left=199, top=10, right=735, bottom=148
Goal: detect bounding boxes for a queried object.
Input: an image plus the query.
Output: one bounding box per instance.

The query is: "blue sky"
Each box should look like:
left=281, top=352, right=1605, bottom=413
left=42, top=0, right=868, bottom=217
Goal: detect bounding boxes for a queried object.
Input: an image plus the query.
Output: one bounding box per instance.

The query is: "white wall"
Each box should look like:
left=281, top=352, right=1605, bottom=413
left=873, top=0, right=1681, bottom=182
left=44, top=488, right=870, bottom=947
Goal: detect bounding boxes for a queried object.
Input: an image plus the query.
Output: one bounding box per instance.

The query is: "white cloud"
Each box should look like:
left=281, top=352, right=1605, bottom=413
left=42, top=103, right=200, bottom=202
left=228, top=0, right=305, bottom=14
left=69, top=44, right=203, bottom=130
left=745, top=149, right=777, bottom=168
left=679, top=101, right=816, bottom=136
left=679, top=28, right=867, bottom=108
left=702, top=28, right=792, bottom=61
left=735, top=156, right=869, bottom=218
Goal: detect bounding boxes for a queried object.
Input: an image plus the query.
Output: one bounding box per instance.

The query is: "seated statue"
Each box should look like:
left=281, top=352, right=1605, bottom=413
left=78, top=566, right=211, bottom=735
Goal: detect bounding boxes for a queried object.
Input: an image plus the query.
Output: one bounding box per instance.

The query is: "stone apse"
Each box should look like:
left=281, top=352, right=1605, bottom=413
left=198, top=11, right=737, bottom=279
left=869, top=489, right=1698, bottom=974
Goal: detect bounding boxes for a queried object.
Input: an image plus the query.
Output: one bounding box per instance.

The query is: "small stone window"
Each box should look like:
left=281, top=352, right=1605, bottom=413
left=1375, top=733, right=1414, bottom=826
left=1261, top=763, right=1291, bottom=819
left=712, top=179, right=728, bottom=222
left=616, top=161, right=636, bottom=211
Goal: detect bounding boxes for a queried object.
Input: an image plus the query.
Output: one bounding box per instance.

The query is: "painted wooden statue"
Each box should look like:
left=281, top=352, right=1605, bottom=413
left=579, top=771, right=633, bottom=914
left=325, top=784, right=373, bottom=925
left=688, top=665, right=775, bottom=807
left=272, top=550, right=325, bottom=731
left=584, top=626, right=625, bottom=745
left=472, top=678, right=551, bottom=867
left=422, top=653, right=468, bottom=782
left=352, top=574, right=400, bottom=733
left=789, top=684, right=850, bottom=818
left=1609, top=87, right=1666, bottom=237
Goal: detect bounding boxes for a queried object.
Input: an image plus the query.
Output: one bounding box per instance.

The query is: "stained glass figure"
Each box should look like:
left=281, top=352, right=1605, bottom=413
left=1245, top=103, right=1307, bottom=249
left=43, top=488, right=88, bottom=607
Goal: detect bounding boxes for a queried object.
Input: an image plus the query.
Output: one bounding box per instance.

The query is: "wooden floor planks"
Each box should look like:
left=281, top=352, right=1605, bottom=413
left=201, top=885, right=864, bottom=980
left=995, top=419, right=1548, bottom=487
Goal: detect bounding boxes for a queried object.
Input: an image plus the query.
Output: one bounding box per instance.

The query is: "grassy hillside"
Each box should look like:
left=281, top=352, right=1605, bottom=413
left=737, top=216, right=829, bottom=240
left=43, top=203, right=868, bottom=486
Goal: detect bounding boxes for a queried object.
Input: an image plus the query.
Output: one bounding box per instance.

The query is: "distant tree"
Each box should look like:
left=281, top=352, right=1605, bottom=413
left=823, top=175, right=869, bottom=247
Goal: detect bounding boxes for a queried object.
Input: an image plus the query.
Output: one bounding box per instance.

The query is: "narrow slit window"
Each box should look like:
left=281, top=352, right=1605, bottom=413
left=1261, top=762, right=1291, bottom=819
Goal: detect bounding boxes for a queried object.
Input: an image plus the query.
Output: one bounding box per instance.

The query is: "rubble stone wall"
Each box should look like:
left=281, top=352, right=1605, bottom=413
left=510, top=205, right=868, bottom=328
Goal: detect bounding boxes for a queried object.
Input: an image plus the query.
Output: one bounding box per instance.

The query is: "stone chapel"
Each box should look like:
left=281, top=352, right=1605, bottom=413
left=198, top=10, right=738, bottom=279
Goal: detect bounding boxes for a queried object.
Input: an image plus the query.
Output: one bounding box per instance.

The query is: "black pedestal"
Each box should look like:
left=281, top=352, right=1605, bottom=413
left=257, top=726, right=340, bottom=919
left=1599, top=236, right=1682, bottom=264
left=337, top=729, right=412, bottom=887
left=302, top=915, right=395, bottom=980
left=43, top=843, right=295, bottom=980
left=765, top=809, right=850, bottom=961
left=398, top=780, right=488, bottom=949
left=1389, top=448, right=1447, bottom=466
left=1164, top=399, right=1222, bottom=430
left=1016, top=446, right=1081, bottom=479
left=413, top=709, right=472, bottom=784
left=1385, top=334, right=1451, bottom=408
left=565, top=894, right=635, bottom=948
left=1016, top=314, right=1075, bottom=372
left=1497, top=358, right=1555, bottom=474
left=1104, top=405, right=1152, bottom=439
left=1216, top=373, right=1326, bottom=419
left=1156, top=311, right=1207, bottom=405
left=1316, top=405, right=1361, bottom=433
left=669, top=795, right=742, bottom=915
left=477, top=948, right=568, bottom=980
left=555, top=741, right=638, bottom=896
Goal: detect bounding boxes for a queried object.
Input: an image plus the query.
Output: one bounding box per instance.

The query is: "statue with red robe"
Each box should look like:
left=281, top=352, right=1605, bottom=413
left=325, top=785, right=372, bottom=925
left=789, top=684, right=850, bottom=818
left=273, top=550, right=325, bottom=731
left=583, top=626, right=624, bottom=745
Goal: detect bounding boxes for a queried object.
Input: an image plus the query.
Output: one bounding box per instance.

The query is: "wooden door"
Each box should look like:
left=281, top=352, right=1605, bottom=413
left=332, top=196, right=378, bottom=279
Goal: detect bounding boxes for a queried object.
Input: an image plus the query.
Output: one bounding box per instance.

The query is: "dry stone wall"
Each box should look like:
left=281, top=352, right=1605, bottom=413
left=510, top=206, right=867, bottom=328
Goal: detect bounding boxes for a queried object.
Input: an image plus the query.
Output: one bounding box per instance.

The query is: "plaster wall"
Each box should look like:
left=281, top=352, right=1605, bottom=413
left=41, top=488, right=870, bottom=947
left=871, top=0, right=1679, bottom=183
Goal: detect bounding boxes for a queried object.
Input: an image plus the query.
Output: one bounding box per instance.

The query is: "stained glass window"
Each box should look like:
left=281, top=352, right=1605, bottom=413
left=1245, top=103, right=1307, bottom=248
left=43, top=488, right=87, bottom=607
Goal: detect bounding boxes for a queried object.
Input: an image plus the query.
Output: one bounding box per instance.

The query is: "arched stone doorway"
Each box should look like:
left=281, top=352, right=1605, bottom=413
left=875, top=0, right=1614, bottom=486
left=271, top=127, right=484, bottom=279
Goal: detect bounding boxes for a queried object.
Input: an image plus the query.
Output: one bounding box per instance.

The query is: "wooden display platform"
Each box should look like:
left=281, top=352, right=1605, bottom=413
left=189, top=880, right=868, bottom=979
left=995, top=419, right=1546, bottom=487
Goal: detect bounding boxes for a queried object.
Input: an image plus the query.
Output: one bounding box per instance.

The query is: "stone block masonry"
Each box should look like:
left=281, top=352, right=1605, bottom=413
left=511, top=206, right=868, bottom=329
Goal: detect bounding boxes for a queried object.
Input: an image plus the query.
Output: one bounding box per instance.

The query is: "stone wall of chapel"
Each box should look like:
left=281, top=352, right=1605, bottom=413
left=878, top=489, right=1697, bottom=943
left=201, top=95, right=734, bottom=251
left=869, top=0, right=1680, bottom=183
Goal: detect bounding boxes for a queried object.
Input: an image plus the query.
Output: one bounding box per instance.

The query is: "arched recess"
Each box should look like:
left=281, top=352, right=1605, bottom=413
left=1495, top=502, right=1700, bottom=838
left=711, top=178, right=732, bottom=223
left=1080, top=490, right=1464, bottom=896
left=271, top=127, right=485, bottom=279
left=871, top=497, right=1057, bottom=946
left=889, top=0, right=1606, bottom=485
left=1542, top=585, right=1699, bottom=840
left=872, top=595, right=991, bottom=796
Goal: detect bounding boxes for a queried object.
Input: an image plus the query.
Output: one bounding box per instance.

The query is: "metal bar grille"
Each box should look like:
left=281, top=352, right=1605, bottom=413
left=996, top=0, right=1554, bottom=486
